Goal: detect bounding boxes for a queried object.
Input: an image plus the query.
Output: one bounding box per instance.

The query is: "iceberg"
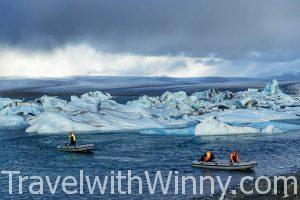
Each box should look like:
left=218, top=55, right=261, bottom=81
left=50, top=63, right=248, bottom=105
left=261, top=125, right=283, bottom=134
left=0, top=97, right=22, bottom=111
left=192, top=88, right=221, bottom=100
left=205, top=108, right=298, bottom=123
left=262, top=79, right=282, bottom=95
left=39, top=95, right=68, bottom=111
left=0, top=102, right=40, bottom=128
left=0, top=114, right=27, bottom=127
left=195, top=117, right=260, bottom=135
left=243, top=121, right=300, bottom=133
left=66, top=96, right=100, bottom=113
left=80, top=91, right=112, bottom=102
left=127, top=95, right=160, bottom=108
left=0, top=106, right=41, bottom=117
left=262, top=79, right=295, bottom=103
left=235, top=98, right=258, bottom=109
left=25, top=112, right=101, bottom=134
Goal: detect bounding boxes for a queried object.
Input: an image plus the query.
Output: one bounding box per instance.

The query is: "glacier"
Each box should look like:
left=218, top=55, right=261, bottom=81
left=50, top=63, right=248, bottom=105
left=0, top=79, right=299, bottom=135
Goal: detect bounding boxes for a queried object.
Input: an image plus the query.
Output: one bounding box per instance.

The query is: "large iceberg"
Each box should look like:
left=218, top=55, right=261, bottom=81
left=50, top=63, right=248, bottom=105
left=195, top=117, right=260, bottom=135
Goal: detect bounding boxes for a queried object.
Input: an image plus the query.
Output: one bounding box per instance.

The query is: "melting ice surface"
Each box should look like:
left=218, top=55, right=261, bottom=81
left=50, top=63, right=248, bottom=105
left=0, top=79, right=300, bottom=135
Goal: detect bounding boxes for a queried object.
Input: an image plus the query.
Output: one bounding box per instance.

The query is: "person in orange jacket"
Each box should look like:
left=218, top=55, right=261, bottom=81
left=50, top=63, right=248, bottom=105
left=229, top=151, right=240, bottom=163
left=199, top=151, right=215, bottom=162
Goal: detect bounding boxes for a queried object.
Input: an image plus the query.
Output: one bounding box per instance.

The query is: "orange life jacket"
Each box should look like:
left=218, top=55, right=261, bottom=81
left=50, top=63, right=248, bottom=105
left=230, top=152, right=240, bottom=163
left=204, top=151, right=212, bottom=162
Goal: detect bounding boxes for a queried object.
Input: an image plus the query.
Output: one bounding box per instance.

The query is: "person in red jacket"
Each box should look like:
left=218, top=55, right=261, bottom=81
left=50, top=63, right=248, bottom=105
left=230, top=151, right=240, bottom=163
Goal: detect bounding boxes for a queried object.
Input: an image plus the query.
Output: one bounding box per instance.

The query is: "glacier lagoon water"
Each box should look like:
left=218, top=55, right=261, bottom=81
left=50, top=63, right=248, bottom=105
left=0, top=125, right=300, bottom=199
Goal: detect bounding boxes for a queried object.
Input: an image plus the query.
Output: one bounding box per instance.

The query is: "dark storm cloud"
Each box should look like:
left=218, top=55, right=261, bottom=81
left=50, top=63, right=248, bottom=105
left=1, top=0, right=300, bottom=61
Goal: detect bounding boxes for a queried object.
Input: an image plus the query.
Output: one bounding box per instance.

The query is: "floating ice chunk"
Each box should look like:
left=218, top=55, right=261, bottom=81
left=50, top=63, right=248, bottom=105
left=67, top=95, right=100, bottom=113
left=235, top=98, right=258, bottom=108
left=39, top=96, right=68, bottom=111
left=127, top=95, right=160, bottom=108
left=0, top=115, right=27, bottom=127
left=64, top=91, right=112, bottom=113
left=267, top=101, right=280, bottom=110
left=0, top=106, right=41, bottom=116
left=245, top=121, right=300, bottom=131
left=211, top=93, right=225, bottom=103
left=151, top=102, right=193, bottom=118
left=188, top=95, right=198, bottom=102
left=140, top=126, right=194, bottom=135
left=192, top=89, right=220, bottom=100
left=262, top=79, right=282, bottom=95
left=160, top=91, right=188, bottom=102
left=25, top=112, right=100, bottom=133
left=208, top=108, right=298, bottom=123
left=262, top=79, right=294, bottom=103
left=261, top=125, right=283, bottom=134
left=0, top=98, right=21, bottom=110
left=80, top=91, right=112, bottom=103
left=101, top=100, right=150, bottom=118
left=0, top=106, right=41, bottom=131
left=195, top=116, right=260, bottom=135
left=192, top=91, right=206, bottom=100
left=190, top=100, right=210, bottom=110
left=248, top=88, right=258, bottom=93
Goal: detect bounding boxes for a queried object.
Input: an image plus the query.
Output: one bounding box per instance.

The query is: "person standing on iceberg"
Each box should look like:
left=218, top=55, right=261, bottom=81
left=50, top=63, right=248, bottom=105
left=68, top=132, right=76, bottom=147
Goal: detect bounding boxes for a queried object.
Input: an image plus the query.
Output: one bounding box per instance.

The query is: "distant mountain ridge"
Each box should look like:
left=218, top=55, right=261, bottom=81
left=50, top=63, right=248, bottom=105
left=271, top=71, right=300, bottom=81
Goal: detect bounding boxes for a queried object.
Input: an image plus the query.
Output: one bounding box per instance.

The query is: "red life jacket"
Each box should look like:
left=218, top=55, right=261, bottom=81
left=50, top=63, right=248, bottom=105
left=230, top=152, right=240, bottom=163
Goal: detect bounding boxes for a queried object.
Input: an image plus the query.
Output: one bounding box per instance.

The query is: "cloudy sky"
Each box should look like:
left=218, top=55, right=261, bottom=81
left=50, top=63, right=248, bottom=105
left=0, top=0, right=300, bottom=77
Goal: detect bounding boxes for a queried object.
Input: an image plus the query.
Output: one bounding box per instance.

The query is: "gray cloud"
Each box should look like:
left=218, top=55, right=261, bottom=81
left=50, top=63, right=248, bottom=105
left=0, top=0, right=300, bottom=74
left=168, top=61, right=187, bottom=70
left=1, top=1, right=300, bottom=54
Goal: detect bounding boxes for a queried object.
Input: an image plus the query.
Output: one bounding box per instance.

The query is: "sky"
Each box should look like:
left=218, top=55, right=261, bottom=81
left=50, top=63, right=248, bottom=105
left=0, top=0, right=300, bottom=77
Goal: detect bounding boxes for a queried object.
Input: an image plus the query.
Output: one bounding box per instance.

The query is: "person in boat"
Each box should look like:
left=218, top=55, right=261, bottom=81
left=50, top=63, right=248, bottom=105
left=68, top=132, right=76, bottom=147
left=199, top=151, right=215, bottom=162
left=229, top=151, right=240, bottom=163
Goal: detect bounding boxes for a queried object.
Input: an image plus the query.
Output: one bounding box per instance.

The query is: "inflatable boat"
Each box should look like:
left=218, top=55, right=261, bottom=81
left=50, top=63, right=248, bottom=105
left=192, top=160, right=257, bottom=171
left=57, top=144, right=94, bottom=153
